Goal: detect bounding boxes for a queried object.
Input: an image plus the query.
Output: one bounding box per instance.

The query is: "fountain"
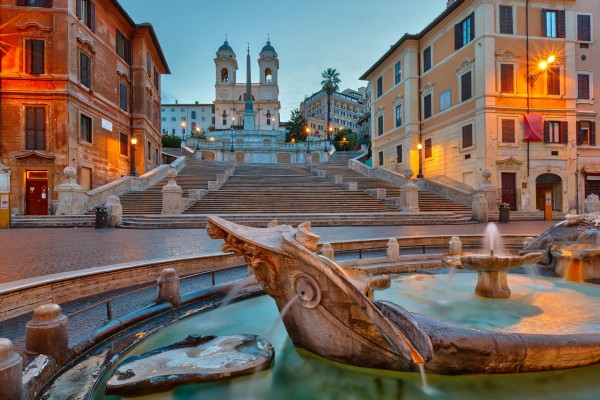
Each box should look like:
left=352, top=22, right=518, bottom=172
left=441, top=223, right=545, bottom=298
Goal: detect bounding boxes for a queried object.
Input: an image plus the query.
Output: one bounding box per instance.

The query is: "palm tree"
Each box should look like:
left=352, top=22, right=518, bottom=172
left=320, top=68, right=341, bottom=143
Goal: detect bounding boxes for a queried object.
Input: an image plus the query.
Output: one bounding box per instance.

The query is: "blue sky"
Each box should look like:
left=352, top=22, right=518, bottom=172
left=119, top=0, right=448, bottom=120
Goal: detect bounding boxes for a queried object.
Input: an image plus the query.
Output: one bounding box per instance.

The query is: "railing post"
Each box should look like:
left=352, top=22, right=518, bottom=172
left=157, top=268, right=181, bottom=307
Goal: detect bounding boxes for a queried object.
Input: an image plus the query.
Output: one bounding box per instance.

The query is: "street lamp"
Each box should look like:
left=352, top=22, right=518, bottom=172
left=130, top=137, right=138, bottom=176
left=181, top=120, right=187, bottom=140
left=230, top=117, right=235, bottom=152
left=306, top=126, right=311, bottom=154
left=194, top=125, right=201, bottom=150
left=271, top=117, right=275, bottom=131
left=417, top=142, right=423, bottom=178
left=529, top=55, right=556, bottom=84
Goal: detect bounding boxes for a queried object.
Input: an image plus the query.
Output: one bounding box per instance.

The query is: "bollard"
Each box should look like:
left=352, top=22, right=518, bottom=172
left=157, top=268, right=181, bottom=307
left=449, top=236, right=463, bottom=255
left=321, top=243, right=335, bottom=260
left=386, top=238, right=400, bottom=261
left=26, top=304, right=68, bottom=366
left=0, top=338, right=22, bottom=400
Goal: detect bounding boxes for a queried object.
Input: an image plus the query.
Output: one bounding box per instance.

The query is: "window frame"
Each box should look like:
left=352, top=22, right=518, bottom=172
left=454, top=12, right=475, bottom=50
left=377, top=114, right=384, bottom=136
left=119, top=132, right=129, bottom=156
left=146, top=52, right=152, bottom=76
left=395, top=103, right=403, bottom=128
left=394, top=61, right=402, bottom=85
left=459, top=70, right=473, bottom=102
left=25, top=106, right=46, bottom=150
left=423, top=46, right=432, bottom=73
left=17, top=0, right=53, bottom=7
left=577, top=121, right=596, bottom=146
left=119, top=82, right=128, bottom=111
left=577, top=72, right=593, bottom=102
left=76, top=0, right=95, bottom=32
left=423, top=93, right=432, bottom=119
left=544, top=120, right=567, bottom=144
left=498, top=5, right=514, bottom=35
left=500, top=118, right=516, bottom=144
left=80, top=113, right=92, bottom=143
left=395, top=144, right=403, bottom=164
left=439, top=89, right=452, bottom=112
left=79, top=52, right=92, bottom=88
left=116, top=30, right=132, bottom=65
left=25, top=39, right=45, bottom=75
left=424, top=138, right=432, bottom=159
left=376, top=76, right=383, bottom=98
left=576, top=13, right=592, bottom=42
left=460, top=123, right=474, bottom=150
left=378, top=151, right=384, bottom=166
left=546, top=66, right=561, bottom=96
left=499, top=63, right=515, bottom=94
left=542, top=9, right=565, bottom=38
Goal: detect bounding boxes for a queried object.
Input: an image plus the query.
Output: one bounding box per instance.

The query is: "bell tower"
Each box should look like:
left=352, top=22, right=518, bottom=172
left=214, top=40, right=238, bottom=104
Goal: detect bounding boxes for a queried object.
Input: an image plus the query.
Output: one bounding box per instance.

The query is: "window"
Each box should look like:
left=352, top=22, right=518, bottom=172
left=25, top=39, right=44, bottom=74
left=119, top=133, right=128, bottom=156
left=265, top=68, right=272, bottom=83
left=377, top=115, right=384, bottom=136
left=80, top=114, right=92, bottom=143
left=395, top=104, right=402, bottom=127
left=423, top=46, right=432, bottom=72
left=191, top=111, right=197, bottom=119
left=423, top=94, right=432, bottom=119
left=212, top=117, right=215, bottom=125
left=455, top=13, right=475, bottom=49
left=396, top=144, right=403, bottom=163
left=376, top=76, right=383, bottom=98
left=547, top=67, right=560, bottom=95
left=171, top=117, right=175, bottom=121
left=544, top=121, right=567, bottom=144
left=499, top=5, right=513, bottom=34
left=424, top=138, right=432, bottom=158
left=25, top=107, right=45, bottom=150
left=501, top=119, right=515, bottom=143
left=116, top=30, right=131, bottom=64
left=578, top=73, right=590, bottom=100
left=17, top=0, right=52, bottom=7
left=76, top=0, right=95, bottom=32
left=147, top=141, right=152, bottom=160
left=542, top=9, right=565, bottom=38
left=394, top=61, right=402, bottom=85
left=461, top=124, right=473, bottom=149
left=154, top=67, right=160, bottom=89
left=119, top=83, right=127, bottom=111
left=221, top=68, right=229, bottom=82
left=266, top=117, right=271, bottom=125
left=439, top=89, right=451, bottom=112
left=577, top=121, right=596, bottom=146
left=500, top=64, right=514, bottom=93
left=146, top=99, right=151, bottom=119
left=146, top=52, right=151, bottom=76
left=577, top=14, right=592, bottom=42
left=378, top=151, right=384, bottom=166
left=461, top=71, right=472, bottom=101
left=156, top=149, right=159, bottom=164
left=79, top=53, right=91, bottom=88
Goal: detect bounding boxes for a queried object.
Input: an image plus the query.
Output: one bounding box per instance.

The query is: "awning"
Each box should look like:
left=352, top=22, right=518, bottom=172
left=524, top=114, right=543, bottom=142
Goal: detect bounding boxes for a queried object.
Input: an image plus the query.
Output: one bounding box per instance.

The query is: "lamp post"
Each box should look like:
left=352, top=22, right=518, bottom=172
left=194, top=125, right=201, bottom=150
left=130, top=137, right=138, bottom=176
left=417, top=142, right=423, bottom=178
left=181, top=120, right=186, bottom=141
left=529, top=55, right=556, bottom=85
left=328, top=125, right=333, bottom=149
left=271, top=117, right=275, bottom=131
left=306, top=126, right=311, bottom=154
left=230, top=117, right=235, bottom=153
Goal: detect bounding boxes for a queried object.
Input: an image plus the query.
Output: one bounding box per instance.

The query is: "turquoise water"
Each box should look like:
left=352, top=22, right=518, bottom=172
left=94, top=276, right=600, bottom=400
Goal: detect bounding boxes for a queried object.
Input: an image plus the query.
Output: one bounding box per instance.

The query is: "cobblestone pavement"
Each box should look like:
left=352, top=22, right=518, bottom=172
left=0, top=221, right=557, bottom=283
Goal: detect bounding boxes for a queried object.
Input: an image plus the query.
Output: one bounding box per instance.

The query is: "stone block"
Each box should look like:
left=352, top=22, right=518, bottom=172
left=26, top=304, right=69, bottom=366
left=157, top=268, right=180, bottom=307
left=472, top=193, right=488, bottom=223
left=162, top=190, right=183, bottom=214
left=207, top=181, right=221, bottom=191
left=334, top=175, right=343, bottom=184
left=105, top=195, right=122, bottom=227
left=345, top=182, right=358, bottom=191
left=317, top=170, right=326, bottom=178
left=398, top=186, right=419, bottom=212
left=188, top=189, right=207, bottom=200
left=365, top=188, right=386, bottom=199
left=585, top=194, right=600, bottom=213
left=386, top=239, right=400, bottom=261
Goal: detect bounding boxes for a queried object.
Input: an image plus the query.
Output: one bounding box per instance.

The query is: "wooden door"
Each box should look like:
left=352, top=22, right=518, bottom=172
left=26, top=179, right=48, bottom=215
left=501, top=172, right=517, bottom=211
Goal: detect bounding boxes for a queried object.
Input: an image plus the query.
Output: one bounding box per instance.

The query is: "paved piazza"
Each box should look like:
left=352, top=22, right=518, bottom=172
left=0, top=221, right=557, bottom=284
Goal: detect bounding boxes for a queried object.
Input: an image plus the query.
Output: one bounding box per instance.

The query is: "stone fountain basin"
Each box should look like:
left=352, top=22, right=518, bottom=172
left=550, top=242, right=600, bottom=260
left=444, top=250, right=544, bottom=272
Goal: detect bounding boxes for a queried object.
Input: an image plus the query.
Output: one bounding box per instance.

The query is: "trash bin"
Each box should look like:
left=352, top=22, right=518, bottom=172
left=95, top=206, right=107, bottom=229
left=498, top=203, right=510, bottom=224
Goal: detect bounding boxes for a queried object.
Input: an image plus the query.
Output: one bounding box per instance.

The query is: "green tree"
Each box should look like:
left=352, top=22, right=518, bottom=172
left=320, top=68, right=341, bottom=139
left=333, top=128, right=358, bottom=151
left=285, top=108, right=308, bottom=142
left=161, top=134, right=181, bottom=148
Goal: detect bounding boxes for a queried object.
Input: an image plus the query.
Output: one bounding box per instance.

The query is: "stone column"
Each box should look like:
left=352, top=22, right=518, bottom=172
left=386, top=238, right=400, bottom=261
left=585, top=194, right=600, bottom=213
left=472, top=193, right=488, bottom=223
left=25, top=304, right=68, bottom=366
left=476, top=170, right=498, bottom=210
left=162, top=166, right=183, bottom=214
left=321, top=243, right=334, bottom=260
left=105, top=195, right=122, bottom=227
left=55, top=166, right=86, bottom=215
left=398, top=169, right=419, bottom=212
left=449, top=236, right=463, bottom=255
left=157, top=268, right=181, bottom=307
left=0, top=338, right=22, bottom=400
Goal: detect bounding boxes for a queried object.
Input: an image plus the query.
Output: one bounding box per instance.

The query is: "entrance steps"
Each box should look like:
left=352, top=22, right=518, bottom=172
left=10, top=215, right=95, bottom=228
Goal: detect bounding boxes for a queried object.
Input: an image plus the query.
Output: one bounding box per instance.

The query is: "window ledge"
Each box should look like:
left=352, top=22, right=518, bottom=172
left=79, top=140, right=94, bottom=148
left=577, top=99, right=594, bottom=104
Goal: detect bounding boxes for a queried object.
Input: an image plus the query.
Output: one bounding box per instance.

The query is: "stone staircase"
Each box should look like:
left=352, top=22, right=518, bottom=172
left=10, top=215, right=96, bottom=228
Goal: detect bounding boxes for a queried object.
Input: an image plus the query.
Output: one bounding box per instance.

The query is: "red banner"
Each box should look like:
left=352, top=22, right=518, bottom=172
left=524, top=114, right=543, bottom=142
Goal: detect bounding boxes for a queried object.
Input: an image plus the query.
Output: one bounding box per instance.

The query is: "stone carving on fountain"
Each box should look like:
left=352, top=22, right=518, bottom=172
left=207, top=217, right=600, bottom=374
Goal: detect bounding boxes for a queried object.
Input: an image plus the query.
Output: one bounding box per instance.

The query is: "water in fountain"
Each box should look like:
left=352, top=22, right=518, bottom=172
left=483, top=223, right=505, bottom=256
left=266, top=293, right=301, bottom=343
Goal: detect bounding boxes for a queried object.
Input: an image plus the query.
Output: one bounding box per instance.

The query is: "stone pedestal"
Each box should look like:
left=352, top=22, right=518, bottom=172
left=398, top=170, right=419, bottom=212
left=585, top=194, right=600, bottom=213
left=157, top=268, right=180, bottom=307
left=449, top=236, right=462, bottom=255
left=386, top=239, right=400, bottom=261
left=476, top=170, right=498, bottom=210
left=321, top=243, right=334, bottom=260
left=162, top=166, right=183, bottom=214
left=317, top=170, right=326, bottom=178
left=55, top=166, right=86, bottom=215
left=26, top=304, right=68, bottom=366
left=476, top=270, right=511, bottom=299
left=334, top=175, right=343, bottom=184
left=105, top=195, right=122, bottom=227
left=345, top=182, right=358, bottom=191
left=472, top=193, right=488, bottom=223
left=0, top=338, right=22, bottom=400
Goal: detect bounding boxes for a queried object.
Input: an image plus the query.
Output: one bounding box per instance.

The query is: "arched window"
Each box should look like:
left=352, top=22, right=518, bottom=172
left=238, top=94, right=256, bottom=101
left=265, top=68, right=272, bottom=83
left=221, top=68, right=228, bottom=82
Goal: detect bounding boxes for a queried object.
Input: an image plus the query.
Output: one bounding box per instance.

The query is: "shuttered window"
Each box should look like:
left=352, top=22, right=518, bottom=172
left=461, top=71, right=472, bottom=102
left=25, top=107, right=45, bottom=150
left=542, top=9, right=565, bottom=38
left=501, top=119, right=516, bottom=143
left=146, top=52, right=152, bottom=76
left=26, top=39, right=44, bottom=74
left=500, top=64, right=514, bottom=93
left=376, top=76, right=383, bottom=98
left=547, top=67, right=560, bottom=95
left=396, top=145, right=403, bottom=163
left=80, top=114, right=92, bottom=143
left=424, top=138, right=432, bottom=158
left=119, top=133, right=129, bottom=156
left=75, top=0, right=95, bottom=32
left=455, top=12, right=475, bottom=50
left=423, top=94, right=432, bottom=119
left=116, top=30, right=132, bottom=65
left=499, top=6, right=513, bottom=34
left=578, top=74, right=590, bottom=100
left=577, top=121, right=596, bottom=146
left=544, top=121, right=567, bottom=144
left=80, top=53, right=91, bottom=88
left=377, top=115, right=384, bottom=136
left=378, top=151, right=383, bottom=166
left=577, top=14, right=591, bottom=42
left=423, top=46, right=432, bottom=72
left=461, top=124, right=473, bottom=149
left=119, top=83, right=128, bottom=111
left=395, top=104, right=402, bottom=127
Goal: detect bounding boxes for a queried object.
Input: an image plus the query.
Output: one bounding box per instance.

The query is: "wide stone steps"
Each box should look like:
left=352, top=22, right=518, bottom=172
left=11, top=215, right=96, bottom=228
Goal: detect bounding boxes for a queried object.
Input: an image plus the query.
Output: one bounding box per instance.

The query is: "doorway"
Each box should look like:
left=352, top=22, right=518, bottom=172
left=501, top=172, right=517, bottom=211
left=25, top=170, right=49, bottom=215
left=535, top=173, right=562, bottom=211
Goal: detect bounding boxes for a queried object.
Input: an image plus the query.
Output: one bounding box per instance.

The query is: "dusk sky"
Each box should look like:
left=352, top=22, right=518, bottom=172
left=119, top=0, right=448, bottom=120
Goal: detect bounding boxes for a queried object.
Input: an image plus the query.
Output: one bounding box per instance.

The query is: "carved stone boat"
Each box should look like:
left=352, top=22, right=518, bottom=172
left=207, top=217, right=600, bottom=374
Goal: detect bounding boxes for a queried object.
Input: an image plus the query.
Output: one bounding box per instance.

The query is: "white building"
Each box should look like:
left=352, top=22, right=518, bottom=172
left=161, top=102, right=214, bottom=138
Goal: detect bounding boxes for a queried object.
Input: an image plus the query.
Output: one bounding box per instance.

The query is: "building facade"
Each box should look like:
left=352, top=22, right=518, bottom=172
left=300, top=88, right=366, bottom=140
left=0, top=0, right=169, bottom=215
left=361, top=0, right=599, bottom=213
left=161, top=102, right=215, bottom=138
left=213, top=40, right=281, bottom=132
